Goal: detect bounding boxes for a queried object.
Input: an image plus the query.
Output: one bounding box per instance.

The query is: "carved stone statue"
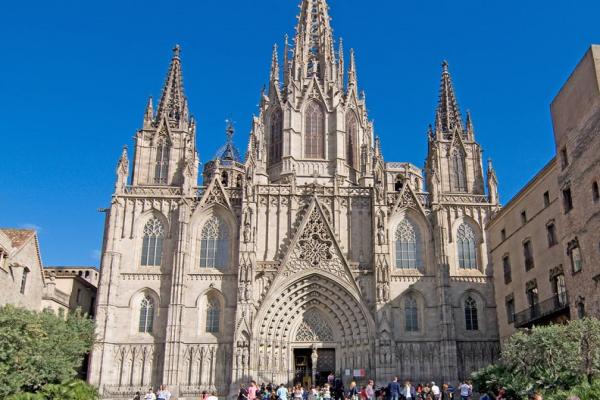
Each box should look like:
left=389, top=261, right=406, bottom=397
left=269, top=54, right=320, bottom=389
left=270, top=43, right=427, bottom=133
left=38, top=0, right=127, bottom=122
left=377, top=223, right=386, bottom=245
left=243, top=222, right=252, bottom=243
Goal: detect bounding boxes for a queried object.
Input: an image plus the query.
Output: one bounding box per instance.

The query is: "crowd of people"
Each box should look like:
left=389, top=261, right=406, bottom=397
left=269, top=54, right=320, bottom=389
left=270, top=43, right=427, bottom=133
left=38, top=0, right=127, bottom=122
left=236, top=376, right=481, bottom=400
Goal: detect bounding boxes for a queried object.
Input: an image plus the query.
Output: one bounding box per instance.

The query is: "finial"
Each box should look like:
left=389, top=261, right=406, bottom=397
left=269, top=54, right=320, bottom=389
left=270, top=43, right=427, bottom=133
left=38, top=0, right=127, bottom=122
left=225, top=119, right=235, bottom=142
left=441, top=60, right=448, bottom=71
left=173, top=44, right=181, bottom=58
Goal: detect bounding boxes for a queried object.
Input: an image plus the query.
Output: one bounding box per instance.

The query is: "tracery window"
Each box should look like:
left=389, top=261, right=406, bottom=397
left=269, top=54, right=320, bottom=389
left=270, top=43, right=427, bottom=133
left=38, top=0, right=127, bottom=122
left=154, top=138, right=170, bottom=185
left=451, top=149, right=467, bottom=192
left=139, top=296, right=154, bottom=333
left=394, top=219, right=422, bottom=270
left=304, top=102, right=324, bottom=159
left=269, top=109, right=283, bottom=165
left=404, top=296, right=419, bottom=332
left=457, top=223, right=477, bottom=269
left=346, top=112, right=358, bottom=168
left=199, top=216, right=230, bottom=269
left=141, top=218, right=165, bottom=266
left=464, top=296, right=479, bottom=331
left=205, top=298, right=220, bottom=333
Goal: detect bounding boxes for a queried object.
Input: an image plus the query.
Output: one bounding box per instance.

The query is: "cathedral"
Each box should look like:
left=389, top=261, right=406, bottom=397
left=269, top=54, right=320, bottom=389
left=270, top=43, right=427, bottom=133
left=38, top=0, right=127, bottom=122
left=88, top=0, right=501, bottom=398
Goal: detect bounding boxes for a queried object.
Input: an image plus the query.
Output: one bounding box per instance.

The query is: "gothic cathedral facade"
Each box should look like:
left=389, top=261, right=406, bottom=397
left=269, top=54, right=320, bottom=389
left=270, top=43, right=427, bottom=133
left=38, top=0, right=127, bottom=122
left=89, top=1, right=501, bottom=398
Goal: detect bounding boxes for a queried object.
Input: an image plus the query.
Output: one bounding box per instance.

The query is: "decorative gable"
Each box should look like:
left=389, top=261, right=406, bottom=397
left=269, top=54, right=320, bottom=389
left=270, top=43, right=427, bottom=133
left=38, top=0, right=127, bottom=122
left=198, top=175, right=232, bottom=210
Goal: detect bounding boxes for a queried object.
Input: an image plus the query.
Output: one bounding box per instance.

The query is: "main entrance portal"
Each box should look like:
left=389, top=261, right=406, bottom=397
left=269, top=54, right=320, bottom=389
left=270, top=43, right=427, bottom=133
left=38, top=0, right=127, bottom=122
left=293, top=348, right=335, bottom=387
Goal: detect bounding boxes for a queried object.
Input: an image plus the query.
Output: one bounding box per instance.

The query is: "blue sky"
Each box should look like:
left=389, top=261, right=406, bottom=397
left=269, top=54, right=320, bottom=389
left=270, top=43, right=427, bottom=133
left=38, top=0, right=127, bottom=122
left=1, top=0, right=598, bottom=266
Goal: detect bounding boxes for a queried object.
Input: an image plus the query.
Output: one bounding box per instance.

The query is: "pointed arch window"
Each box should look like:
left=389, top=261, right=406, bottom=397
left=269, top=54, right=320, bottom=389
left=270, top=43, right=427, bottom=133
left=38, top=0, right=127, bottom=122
left=269, top=109, right=283, bottom=165
left=464, top=296, right=479, bottom=331
left=451, top=149, right=467, bottom=192
left=154, top=138, right=170, bottom=185
left=394, top=219, right=422, bottom=270
left=457, top=223, right=477, bottom=269
left=205, top=297, right=220, bottom=333
left=141, top=218, right=165, bottom=266
left=199, top=216, right=230, bottom=269
left=346, top=112, right=358, bottom=169
left=139, top=296, right=155, bottom=333
left=304, top=102, right=325, bottom=159
left=405, top=296, right=419, bottom=332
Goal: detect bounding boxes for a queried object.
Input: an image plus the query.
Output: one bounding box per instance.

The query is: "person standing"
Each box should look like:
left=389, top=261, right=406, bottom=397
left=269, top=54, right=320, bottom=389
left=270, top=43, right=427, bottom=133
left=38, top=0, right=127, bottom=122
left=366, top=380, right=375, bottom=400
left=430, top=382, right=440, bottom=400
left=402, top=381, right=415, bottom=400
left=440, top=384, right=452, bottom=400
left=277, top=384, right=289, bottom=400
left=458, top=381, right=471, bottom=400
left=239, top=385, right=249, bottom=400
left=387, top=377, right=401, bottom=400
left=348, top=381, right=359, bottom=400
left=157, top=385, right=171, bottom=400
left=144, top=388, right=157, bottom=400
left=207, top=392, right=219, bottom=400
left=249, top=381, right=259, bottom=400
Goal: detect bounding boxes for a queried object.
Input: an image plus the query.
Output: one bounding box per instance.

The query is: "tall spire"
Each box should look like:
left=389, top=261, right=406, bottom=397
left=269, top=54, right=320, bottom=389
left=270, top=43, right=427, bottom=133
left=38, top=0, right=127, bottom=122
left=292, top=0, right=335, bottom=81
left=348, top=48, right=357, bottom=88
left=143, top=96, right=153, bottom=128
left=270, top=44, right=280, bottom=85
left=434, top=61, right=463, bottom=137
left=156, top=44, right=188, bottom=127
left=337, top=38, right=344, bottom=88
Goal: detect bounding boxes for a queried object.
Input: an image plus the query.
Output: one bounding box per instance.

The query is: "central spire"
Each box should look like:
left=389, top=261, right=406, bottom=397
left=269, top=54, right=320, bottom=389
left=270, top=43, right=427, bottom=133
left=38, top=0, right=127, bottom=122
left=292, top=0, right=335, bottom=82
left=155, top=44, right=189, bottom=128
left=435, top=61, right=463, bottom=137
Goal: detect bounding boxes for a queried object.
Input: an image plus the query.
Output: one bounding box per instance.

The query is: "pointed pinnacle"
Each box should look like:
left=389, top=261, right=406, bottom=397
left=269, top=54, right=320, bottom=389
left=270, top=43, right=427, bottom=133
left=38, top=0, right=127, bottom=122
left=270, top=43, right=280, bottom=82
left=173, top=44, right=181, bottom=59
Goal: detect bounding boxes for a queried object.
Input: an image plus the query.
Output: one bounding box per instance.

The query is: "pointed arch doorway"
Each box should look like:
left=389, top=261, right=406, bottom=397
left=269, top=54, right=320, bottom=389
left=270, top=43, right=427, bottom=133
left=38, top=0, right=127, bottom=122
left=292, top=308, right=337, bottom=387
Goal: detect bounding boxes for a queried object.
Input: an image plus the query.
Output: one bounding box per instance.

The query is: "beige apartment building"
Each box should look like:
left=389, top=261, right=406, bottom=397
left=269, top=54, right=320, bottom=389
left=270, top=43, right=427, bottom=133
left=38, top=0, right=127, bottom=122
left=551, top=45, right=600, bottom=319
left=488, top=45, right=600, bottom=342
left=43, top=266, right=99, bottom=317
left=487, top=159, right=569, bottom=341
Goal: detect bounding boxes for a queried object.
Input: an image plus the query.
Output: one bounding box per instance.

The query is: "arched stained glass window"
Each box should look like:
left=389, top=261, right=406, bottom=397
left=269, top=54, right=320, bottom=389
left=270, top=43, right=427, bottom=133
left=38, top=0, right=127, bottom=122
left=139, top=296, right=154, bottom=333
left=199, top=216, right=230, bottom=269
left=395, top=219, right=422, bottom=270
left=457, top=223, right=477, bottom=269
left=405, top=296, right=419, bottom=332
left=464, top=296, right=479, bottom=331
left=154, top=138, right=170, bottom=185
left=451, top=149, right=467, bottom=192
left=269, top=109, right=283, bottom=165
left=304, top=102, right=324, bottom=159
left=346, top=112, right=358, bottom=168
left=141, top=218, right=165, bottom=266
left=205, top=298, right=220, bottom=333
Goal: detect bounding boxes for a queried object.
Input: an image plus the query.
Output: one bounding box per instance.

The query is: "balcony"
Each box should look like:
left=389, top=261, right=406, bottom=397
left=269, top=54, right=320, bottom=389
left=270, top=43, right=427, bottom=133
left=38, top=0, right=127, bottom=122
left=514, top=292, right=569, bottom=328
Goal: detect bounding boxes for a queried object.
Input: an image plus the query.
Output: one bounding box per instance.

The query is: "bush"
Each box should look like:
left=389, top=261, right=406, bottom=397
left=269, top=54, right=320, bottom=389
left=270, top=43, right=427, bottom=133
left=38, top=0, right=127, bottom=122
left=544, top=379, right=600, bottom=400
left=471, top=318, right=600, bottom=399
left=0, top=305, right=95, bottom=397
left=7, top=380, right=99, bottom=400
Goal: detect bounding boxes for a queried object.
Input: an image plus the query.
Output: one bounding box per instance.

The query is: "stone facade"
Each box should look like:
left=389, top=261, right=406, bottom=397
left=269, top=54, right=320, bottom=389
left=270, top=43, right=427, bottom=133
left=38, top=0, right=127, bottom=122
left=550, top=45, right=600, bottom=319
left=43, top=267, right=99, bottom=316
left=487, top=159, right=570, bottom=342
left=88, top=1, right=501, bottom=398
left=0, top=228, right=46, bottom=310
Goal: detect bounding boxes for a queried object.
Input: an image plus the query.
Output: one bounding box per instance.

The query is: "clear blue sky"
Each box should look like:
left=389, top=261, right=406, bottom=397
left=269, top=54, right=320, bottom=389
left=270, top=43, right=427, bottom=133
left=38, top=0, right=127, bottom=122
left=1, top=0, right=598, bottom=266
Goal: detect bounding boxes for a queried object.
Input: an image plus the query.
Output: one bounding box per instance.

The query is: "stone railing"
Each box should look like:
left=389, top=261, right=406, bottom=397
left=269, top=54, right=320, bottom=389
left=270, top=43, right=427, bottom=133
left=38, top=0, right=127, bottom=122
left=439, top=193, right=489, bottom=204
left=123, top=186, right=182, bottom=197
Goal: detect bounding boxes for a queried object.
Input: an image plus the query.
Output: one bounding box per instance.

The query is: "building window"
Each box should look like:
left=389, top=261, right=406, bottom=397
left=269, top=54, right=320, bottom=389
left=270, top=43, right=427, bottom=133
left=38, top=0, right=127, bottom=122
left=451, top=149, right=467, bottom=192
left=505, top=297, right=515, bottom=324
left=551, top=272, right=567, bottom=307
left=546, top=222, right=558, bottom=247
left=199, top=216, right=230, bottom=269
left=394, top=219, right=422, bottom=270
left=76, top=288, right=81, bottom=304
left=141, top=218, right=165, bottom=266
left=500, top=228, right=506, bottom=241
left=304, top=101, right=325, bottom=159
left=543, top=191, right=550, bottom=207
left=269, top=108, right=283, bottom=165
left=138, top=296, right=154, bottom=333
left=592, top=181, right=599, bottom=202
left=523, top=240, right=534, bottom=271
left=404, top=296, right=419, bottom=332
left=568, top=239, right=583, bottom=273
left=520, top=210, right=527, bottom=225
left=577, top=300, right=585, bottom=319
left=560, top=146, right=569, bottom=169
left=206, top=298, right=220, bottom=333
left=563, top=187, right=573, bottom=213
left=502, top=255, right=512, bottom=284
left=464, top=296, right=479, bottom=331
left=395, top=176, right=404, bottom=192
left=154, top=138, right=170, bottom=184
left=346, top=112, right=358, bottom=169
left=457, top=223, right=477, bottom=269
left=20, top=268, right=29, bottom=295
left=526, top=281, right=539, bottom=317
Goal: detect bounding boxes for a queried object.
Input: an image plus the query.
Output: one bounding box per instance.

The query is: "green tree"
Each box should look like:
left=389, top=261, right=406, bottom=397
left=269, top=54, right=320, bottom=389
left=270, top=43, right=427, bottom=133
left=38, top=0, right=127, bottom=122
left=0, top=305, right=95, bottom=397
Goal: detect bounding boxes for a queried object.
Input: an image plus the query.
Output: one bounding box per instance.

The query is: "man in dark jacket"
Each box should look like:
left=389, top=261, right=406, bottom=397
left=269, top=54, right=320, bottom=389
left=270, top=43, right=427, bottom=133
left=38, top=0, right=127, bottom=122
left=387, top=377, right=401, bottom=400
